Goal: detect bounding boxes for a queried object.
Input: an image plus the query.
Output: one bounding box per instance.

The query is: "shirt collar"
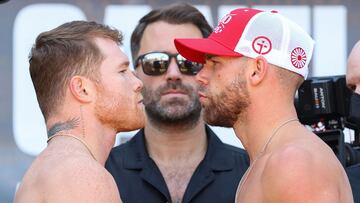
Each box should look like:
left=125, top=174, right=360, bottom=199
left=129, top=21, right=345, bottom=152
left=123, top=125, right=235, bottom=171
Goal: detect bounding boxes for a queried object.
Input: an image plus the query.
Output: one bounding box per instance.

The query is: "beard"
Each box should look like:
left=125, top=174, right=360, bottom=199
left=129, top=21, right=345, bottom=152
left=203, top=75, right=250, bottom=127
left=142, top=80, right=202, bottom=128
left=95, top=87, right=144, bottom=132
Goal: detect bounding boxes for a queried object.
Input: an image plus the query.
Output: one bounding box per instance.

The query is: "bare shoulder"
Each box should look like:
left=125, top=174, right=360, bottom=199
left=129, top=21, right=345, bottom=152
left=33, top=155, right=121, bottom=203
left=15, top=144, right=123, bottom=203
left=261, top=139, right=347, bottom=203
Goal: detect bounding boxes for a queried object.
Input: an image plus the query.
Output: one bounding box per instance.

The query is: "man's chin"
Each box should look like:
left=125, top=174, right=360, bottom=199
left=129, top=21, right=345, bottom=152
left=203, top=108, right=236, bottom=128
left=204, top=117, right=234, bottom=128
left=112, top=112, right=145, bottom=132
left=116, top=122, right=144, bottom=132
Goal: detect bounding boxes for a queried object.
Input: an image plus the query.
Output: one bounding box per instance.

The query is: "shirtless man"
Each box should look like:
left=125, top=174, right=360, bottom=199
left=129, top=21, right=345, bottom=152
left=346, top=40, right=360, bottom=203
left=15, top=21, right=144, bottom=203
left=175, top=8, right=354, bottom=203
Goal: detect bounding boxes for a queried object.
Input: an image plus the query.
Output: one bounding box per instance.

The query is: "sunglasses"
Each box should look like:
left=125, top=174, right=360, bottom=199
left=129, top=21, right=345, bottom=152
left=134, top=52, right=203, bottom=76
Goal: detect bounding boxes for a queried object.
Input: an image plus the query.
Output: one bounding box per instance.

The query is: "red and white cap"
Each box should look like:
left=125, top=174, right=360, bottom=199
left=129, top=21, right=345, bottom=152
left=175, top=8, right=315, bottom=78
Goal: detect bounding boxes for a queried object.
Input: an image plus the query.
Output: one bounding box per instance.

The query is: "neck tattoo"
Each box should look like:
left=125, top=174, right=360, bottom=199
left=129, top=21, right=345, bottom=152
left=235, top=118, right=299, bottom=201
left=47, top=133, right=97, bottom=162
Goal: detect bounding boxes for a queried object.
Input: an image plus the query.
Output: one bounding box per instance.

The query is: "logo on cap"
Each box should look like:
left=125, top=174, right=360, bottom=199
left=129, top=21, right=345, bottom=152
left=291, top=47, right=307, bottom=69
left=252, top=36, right=272, bottom=55
left=214, top=13, right=236, bottom=33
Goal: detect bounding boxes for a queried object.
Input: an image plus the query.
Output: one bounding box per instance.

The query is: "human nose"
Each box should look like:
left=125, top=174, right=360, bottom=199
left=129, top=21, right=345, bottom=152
left=196, top=62, right=210, bottom=86
left=165, top=57, right=182, bottom=82
left=132, top=71, right=143, bottom=92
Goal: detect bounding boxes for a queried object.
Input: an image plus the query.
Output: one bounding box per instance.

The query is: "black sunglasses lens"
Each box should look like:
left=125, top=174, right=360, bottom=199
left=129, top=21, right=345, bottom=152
left=142, top=53, right=169, bottom=75
left=177, top=54, right=203, bottom=75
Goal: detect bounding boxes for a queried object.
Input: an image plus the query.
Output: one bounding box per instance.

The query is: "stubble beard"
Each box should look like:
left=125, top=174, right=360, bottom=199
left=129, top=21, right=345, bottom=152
left=203, top=75, right=250, bottom=128
left=143, top=81, right=202, bottom=129
left=95, top=88, right=144, bottom=132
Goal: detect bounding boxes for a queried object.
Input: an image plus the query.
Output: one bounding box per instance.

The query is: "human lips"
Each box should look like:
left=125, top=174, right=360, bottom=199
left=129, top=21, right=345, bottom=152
left=137, top=96, right=144, bottom=104
left=198, top=92, right=208, bottom=102
left=161, top=89, right=187, bottom=96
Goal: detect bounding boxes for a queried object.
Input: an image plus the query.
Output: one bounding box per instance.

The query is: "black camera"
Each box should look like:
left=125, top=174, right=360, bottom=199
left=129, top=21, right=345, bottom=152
left=295, top=75, right=360, bottom=167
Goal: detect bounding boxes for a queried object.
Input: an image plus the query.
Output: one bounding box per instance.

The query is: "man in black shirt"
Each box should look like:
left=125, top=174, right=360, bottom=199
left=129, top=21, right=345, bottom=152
left=106, top=3, right=249, bottom=203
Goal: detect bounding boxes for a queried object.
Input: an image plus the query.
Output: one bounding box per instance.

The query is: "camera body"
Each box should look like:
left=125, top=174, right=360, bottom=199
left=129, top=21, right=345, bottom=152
left=295, top=75, right=360, bottom=166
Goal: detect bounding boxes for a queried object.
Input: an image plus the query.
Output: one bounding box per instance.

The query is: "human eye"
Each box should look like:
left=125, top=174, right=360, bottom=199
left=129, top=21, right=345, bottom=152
left=119, top=69, right=127, bottom=73
left=211, top=56, right=222, bottom=64
left=118, top=66, right=129, bottom=74
left=118, top=61, right=130, bottom=74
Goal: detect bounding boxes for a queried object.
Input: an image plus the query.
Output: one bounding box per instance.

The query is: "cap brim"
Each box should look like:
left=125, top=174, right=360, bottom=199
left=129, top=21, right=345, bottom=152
left=174, top=38, right=242, bottom=64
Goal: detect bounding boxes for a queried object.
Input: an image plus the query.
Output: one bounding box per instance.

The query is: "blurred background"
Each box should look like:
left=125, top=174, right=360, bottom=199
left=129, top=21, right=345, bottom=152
left=1, top=0, right=359, bottom=202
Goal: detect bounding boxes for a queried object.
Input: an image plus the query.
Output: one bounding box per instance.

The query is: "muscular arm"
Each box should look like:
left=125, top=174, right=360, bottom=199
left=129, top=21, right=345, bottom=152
left=262, top=146, right=342, bottom=203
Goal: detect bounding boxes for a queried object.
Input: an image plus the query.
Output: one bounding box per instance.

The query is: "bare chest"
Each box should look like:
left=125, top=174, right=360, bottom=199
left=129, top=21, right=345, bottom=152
left=236, top=160, right=267, bottom=203
left=158, top=164, right=198, bottom=203
left=236, top=175, right=264, bottom=203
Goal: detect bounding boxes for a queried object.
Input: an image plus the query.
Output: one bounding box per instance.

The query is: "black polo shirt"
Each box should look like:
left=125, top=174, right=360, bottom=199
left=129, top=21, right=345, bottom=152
left=347, top=163, right=360, bottom=203
left=105, top=125, right=249, bottom=203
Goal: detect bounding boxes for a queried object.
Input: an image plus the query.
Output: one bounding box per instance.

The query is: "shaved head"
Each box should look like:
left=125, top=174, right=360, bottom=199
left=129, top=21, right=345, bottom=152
left=274, top=66, right=304, bottom=93
left=347, top=40, right=360, bottom=93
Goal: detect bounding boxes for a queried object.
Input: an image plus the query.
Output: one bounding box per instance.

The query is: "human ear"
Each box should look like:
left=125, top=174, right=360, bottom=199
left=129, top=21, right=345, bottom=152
left=248, top=56, right=269, bottom=86
left=68, top=76, right=94, bottom=103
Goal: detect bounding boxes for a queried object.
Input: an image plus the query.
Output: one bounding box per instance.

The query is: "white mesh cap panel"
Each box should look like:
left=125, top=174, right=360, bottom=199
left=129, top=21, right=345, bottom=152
left=285, top=17, right=315, bottom=78
left=234, top=11, right=314, bottom=78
